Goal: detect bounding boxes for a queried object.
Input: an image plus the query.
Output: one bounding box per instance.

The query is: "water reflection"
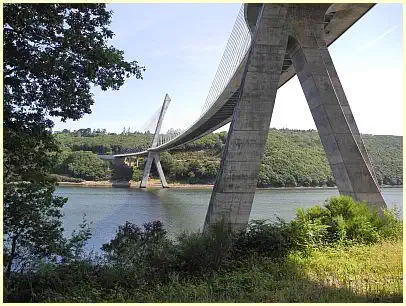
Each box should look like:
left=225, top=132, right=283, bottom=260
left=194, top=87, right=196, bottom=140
left=56, top=186, right=403, bottom=252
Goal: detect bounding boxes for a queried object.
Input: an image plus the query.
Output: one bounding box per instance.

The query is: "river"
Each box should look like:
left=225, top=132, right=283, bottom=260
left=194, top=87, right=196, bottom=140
left=55, top=186, right=403, bottom=252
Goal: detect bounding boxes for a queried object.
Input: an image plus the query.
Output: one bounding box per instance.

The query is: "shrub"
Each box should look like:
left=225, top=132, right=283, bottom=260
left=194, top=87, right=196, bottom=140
left=285, top=175, right=297, bottom=187
left=175, top=221, right=233, bottom=276
left=101, top=221, right=176, bottom=286
left=292, top=196, right=402, bottom=245
left=291, top=208, right=330, bottom=249
left=233, top=219, right=295, bottom=258
left=132, top=167, right=142, bottom=182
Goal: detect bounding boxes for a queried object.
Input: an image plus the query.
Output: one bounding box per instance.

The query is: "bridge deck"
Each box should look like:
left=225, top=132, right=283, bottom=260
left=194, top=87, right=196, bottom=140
left=102, top=4, right=375, bottom=159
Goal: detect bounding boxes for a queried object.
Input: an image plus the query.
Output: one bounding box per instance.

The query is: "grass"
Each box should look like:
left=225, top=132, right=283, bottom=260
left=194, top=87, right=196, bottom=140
left=5, top=196, right=403, bottom=303
left=290, top=240, right=403, bottom=302
left=130, top=239, right=403, bottom=303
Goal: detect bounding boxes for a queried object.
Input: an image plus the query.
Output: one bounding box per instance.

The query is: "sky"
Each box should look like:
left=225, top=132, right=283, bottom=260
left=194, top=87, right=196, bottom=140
left=53, top=3, right=403, bottom=136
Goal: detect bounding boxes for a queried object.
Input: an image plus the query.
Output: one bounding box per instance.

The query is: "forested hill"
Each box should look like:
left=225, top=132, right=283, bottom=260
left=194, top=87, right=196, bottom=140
left=53, top=128, right=402, bottom=187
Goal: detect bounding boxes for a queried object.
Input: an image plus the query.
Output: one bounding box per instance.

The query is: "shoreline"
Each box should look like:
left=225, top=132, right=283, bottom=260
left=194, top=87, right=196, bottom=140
left=56, top=180, right=402, bottom=190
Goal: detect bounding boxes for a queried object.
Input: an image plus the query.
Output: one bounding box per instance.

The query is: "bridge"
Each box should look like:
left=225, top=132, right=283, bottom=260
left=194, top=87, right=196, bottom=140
left=101, top=3, right=387, bottom=231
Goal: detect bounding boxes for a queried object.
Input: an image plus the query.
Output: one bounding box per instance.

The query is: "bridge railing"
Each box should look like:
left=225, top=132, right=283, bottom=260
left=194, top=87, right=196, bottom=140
left=201, top=4, right=251, bottom=114
left=103, top=4, right=254, bottom=158
left=151, top=4, right=253, bottom=151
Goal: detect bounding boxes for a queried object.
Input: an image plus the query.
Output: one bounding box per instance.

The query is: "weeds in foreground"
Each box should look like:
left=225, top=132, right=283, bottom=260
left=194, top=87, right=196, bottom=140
left=4, top=196, right=403, bottom=302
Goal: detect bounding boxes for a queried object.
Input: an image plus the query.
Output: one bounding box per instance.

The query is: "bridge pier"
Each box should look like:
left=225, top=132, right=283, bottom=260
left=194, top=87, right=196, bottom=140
left=204, top=4, right=386, bottom=232
left=204, top=5, right=290, bottom=232
left=140, top=152, right=168, bottom=188
left=286, top=5, right=385, bottom=210
left=110, top=157, right=132, bottom=181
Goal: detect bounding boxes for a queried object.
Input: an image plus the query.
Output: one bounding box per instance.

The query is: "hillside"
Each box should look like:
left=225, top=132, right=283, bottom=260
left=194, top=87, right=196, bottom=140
left=53, top=129, right=402, bottom=187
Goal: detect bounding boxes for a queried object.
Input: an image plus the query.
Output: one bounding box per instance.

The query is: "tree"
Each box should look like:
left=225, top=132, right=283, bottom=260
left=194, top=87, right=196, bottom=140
left=160, top=152, right=175, bottom=174
left=76, top=128, right=92, bottom=137
left=205, top=161, right=219, bottom=178
left=65, top=151, right=110, bottom=180
left=3, top=3, right=144, bottom=281
left=285, top=174, right=297, bottom=187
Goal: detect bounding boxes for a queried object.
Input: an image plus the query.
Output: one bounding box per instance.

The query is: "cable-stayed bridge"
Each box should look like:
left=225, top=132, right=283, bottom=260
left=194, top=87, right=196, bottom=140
left=101, top=3, right=387, bottom=231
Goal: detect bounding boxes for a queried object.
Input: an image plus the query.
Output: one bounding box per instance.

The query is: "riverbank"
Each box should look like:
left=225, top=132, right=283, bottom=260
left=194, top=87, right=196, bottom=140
left=56, top=179, right=214, bottom=189
left=57, top=179, right=402, bottom=190
left=6, top=195, right=403, bottom=302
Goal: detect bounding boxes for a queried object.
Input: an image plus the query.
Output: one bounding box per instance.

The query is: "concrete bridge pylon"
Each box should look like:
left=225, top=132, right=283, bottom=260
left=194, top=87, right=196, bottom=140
left=204, top=4, right=387, bottom=232
left=140, top=94, right=171, bottom=188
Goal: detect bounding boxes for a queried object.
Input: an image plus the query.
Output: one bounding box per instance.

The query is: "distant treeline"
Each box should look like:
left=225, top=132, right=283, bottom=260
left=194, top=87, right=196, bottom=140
left=53, top=128, right=403, bottom=187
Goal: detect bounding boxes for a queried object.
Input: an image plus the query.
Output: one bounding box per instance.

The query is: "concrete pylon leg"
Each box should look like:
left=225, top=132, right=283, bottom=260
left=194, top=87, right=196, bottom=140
left=318, top=50, right=379, bottom=186
left=287, top=10, right=386, bottom=210
left=139, top=152, right=168, bottom=188
left=204, top=4, right=290, bottom=232
left=140, top=152, right=154, bottom=188
left=154, top=153, right=169, bottom=188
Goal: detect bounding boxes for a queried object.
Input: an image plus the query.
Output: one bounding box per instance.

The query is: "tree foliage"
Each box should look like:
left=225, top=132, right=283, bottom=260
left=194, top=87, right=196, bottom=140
left=4, top=3, right=144, bottom=122
left=55, top=131, right=153, bottom=154
left=60, top=151, right=110, bottom=180
left=52, top=129, right=402, bottom=186
left=3, top=3, right=144, bottom=283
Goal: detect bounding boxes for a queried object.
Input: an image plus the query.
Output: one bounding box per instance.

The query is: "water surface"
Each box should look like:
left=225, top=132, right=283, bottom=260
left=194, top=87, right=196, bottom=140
left=55, top=186, right=403, bottom=252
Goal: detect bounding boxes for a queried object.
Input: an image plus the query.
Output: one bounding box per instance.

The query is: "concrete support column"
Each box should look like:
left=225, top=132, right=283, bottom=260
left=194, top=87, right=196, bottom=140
left=204, top=4, right=290, bottom=232
left=140, top=152, right=168, bottom=188
left=286, top=6, right=386, bottom=210
left=140, top=153, right=154, bottom=188
left=318, top=45, right=379, bottom=186
left=154, top=153, right=168, bottom=188
left=139, top=94, right=171, bottom=188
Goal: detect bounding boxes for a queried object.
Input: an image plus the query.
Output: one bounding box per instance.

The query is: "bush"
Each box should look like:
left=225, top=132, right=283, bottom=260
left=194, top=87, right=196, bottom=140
left=101, top=221, right=177, bottom=286
left=175, top=222, right=233, bottom=276
left=132, top=167, right=142, bottom=182
left=292, top=196, right=402, bottom=245
left=233, top=219, right=295, bottom=258
left=63, top=151, right=110, bottom=180
left=285, top=175, right=297, bottom=187
left=291, top=207, right=330, bottom=249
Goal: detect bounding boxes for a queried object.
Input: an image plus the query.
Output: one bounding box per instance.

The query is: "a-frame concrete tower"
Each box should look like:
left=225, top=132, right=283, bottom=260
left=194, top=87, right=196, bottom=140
left=204, top=4, right=387, bottom=231
left=140, top=94, right=171, bottom=188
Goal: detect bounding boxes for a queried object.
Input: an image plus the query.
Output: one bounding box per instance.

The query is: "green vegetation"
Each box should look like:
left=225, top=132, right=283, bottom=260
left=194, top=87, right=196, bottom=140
left=50, top=174, right=85, bottom=183
left=53, top=128, right=403, bottom=187
left=55, top=130, right=153, bottom=154
left=259, top=129, right=333, bottom=187
left=3, top=2, right=143, bottom=292
left=363, top=134, right=403, bottom=185
left=5, top=3, right=401, bottom=304
left=5, top=196, right=402, bottom=302
left=55, top=151, right=111, bottom=181
left=138, top=240, right=402, bottom=302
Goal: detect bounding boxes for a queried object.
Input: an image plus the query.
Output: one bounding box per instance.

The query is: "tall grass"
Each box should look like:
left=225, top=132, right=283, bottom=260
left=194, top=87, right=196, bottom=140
left=130, top=239, right=402, bottom=302
left=5, top=196, right=403, bottom=302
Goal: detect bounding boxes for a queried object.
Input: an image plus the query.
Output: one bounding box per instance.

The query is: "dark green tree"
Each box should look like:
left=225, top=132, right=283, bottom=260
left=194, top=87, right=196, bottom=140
left=65, top=151, right=110, bottom=180
left=3, top=3, right=144, bottom=282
